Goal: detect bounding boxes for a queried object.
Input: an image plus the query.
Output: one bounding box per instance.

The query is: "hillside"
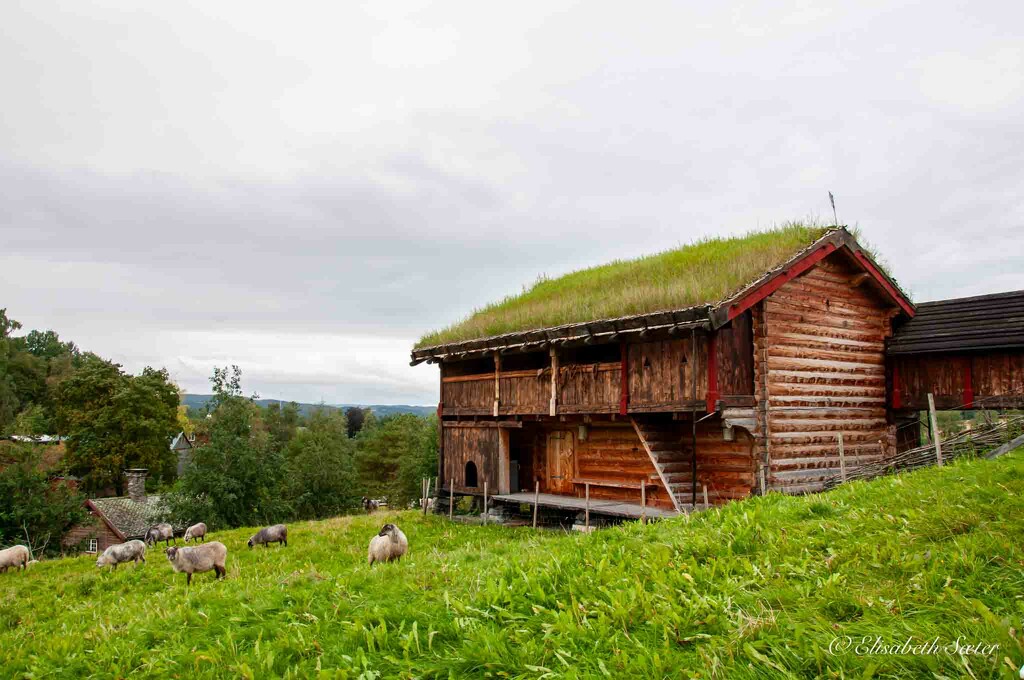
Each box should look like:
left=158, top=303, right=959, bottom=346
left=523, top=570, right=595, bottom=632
left=181, top=394, right=434, bottom=418
left=2, top=451, right=1023, bottom=678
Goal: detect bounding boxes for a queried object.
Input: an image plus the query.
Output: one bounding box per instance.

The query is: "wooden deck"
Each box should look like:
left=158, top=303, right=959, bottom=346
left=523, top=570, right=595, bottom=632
left=491, top=492, right=679, bottom=519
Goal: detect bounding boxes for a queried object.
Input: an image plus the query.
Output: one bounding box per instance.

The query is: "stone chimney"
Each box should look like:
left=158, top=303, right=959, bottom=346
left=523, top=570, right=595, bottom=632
left=124, top=469, right=148, bottom=504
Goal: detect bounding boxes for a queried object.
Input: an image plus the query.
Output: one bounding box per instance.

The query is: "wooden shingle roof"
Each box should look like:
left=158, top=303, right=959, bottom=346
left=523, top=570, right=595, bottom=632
left=888, top=290, right=1024, bottom=355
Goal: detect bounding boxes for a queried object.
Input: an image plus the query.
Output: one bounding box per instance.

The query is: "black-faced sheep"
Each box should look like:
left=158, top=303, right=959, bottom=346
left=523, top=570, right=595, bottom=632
left=165, top=542, right=227, bottom=585
left=361, top=497, right=379, bottom=513
left=183, top=523, right=207, bottom=543
left=367, top=523, right=408, bottom=565
left=145, top=523, right=176, bottom=547
left=96, top=540, right=146, bottom=569
left=0, top=545, right=30, bottom=573
left=247, top=524, right=287, bottom=549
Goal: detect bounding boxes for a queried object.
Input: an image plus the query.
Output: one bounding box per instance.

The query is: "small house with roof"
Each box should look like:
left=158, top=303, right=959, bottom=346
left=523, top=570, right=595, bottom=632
left=412, top=224, right=1024, bottom=518
left=63, top=469, right=164, bottom=553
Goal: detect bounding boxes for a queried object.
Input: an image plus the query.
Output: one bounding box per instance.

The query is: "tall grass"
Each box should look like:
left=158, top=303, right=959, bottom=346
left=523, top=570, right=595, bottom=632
left=2, top=450, right=1022, bottom=678
left=418, top=222, right=835, bottom=348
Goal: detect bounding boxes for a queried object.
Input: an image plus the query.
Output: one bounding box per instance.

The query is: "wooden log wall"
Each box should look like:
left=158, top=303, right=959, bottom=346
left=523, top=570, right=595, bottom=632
left=627, top=337, right=706, bottom=412
left=714, top=312, right=755, bottom=404
left=559, top=362, right=621, bottom=413
left=755, top=256, right=896, bottom=494
left=686, top=419, right=757, bottom=502
left=442, top=426, right=500, bottom=494
left=892, top=351, right=1024, bottom=411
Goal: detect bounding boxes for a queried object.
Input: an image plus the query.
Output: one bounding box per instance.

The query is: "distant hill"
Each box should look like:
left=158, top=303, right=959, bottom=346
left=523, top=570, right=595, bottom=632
left=181, top=394, right=433, bottom=418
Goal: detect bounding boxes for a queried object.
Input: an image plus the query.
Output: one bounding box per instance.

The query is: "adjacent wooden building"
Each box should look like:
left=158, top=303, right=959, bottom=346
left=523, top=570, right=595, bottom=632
left=413, top=227, right=1023, bottom=517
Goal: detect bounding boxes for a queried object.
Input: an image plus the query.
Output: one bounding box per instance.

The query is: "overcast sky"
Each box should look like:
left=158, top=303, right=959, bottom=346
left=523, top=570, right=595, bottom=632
left=2, top=1, right=1022, bottom=405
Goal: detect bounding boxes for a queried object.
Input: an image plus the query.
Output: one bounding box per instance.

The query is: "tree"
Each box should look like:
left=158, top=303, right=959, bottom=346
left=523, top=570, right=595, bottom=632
left=284, top=408, right=359, bottom=520
left=0, top=309, right=23, bottom=432
left=164, top=367, right=289, bottom=529
left=345, top=406, right=370, bottom=438
left=354, top=413, right=438, bottom=507
left=55, top=357, right=180, bottom=495
left=264, top=401, right=301, bottom=449
left=0, top=443, right=86, bottom=555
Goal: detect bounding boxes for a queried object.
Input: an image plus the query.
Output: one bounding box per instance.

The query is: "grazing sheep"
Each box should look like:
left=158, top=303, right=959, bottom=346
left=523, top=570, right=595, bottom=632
left=165, top=542, right=227, bottom=585
left=96, top=540, right=147, bottom=569
left=0, top=545, right=30, bottom=573
left=183, top=523, right=208, bottom=543
left=247, top=524, right=287, bottom=549
left=367, top=523, right=408, bottom=565
left=145, top=523, right=176, bottom=547
left=362, top=497, right=379, bottom=513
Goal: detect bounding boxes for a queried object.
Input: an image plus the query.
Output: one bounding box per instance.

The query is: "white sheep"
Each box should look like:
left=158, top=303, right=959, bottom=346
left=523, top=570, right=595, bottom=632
left=0, top=545, right=30, bottom=573
left=145, top=523, right=176, bottom=547
left=96, top=540, right=147, bottom=569
left=183, top=523, right=208, bottom=543
left=165, top=542, right=228, bottom=585
left=367, top=523, right=408, bottom=565
left=247, top=524, right=287, bottom=549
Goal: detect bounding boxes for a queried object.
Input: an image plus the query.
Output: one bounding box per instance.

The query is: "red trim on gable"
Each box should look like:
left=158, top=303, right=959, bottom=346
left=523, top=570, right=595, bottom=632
left=727, top=243, right=837, bottom=321
left=851, top=251, right=915, bottom=317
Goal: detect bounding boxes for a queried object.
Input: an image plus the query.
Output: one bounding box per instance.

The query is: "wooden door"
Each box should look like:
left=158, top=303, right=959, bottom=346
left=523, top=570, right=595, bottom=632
left=546, top=430, right=575, bottom=494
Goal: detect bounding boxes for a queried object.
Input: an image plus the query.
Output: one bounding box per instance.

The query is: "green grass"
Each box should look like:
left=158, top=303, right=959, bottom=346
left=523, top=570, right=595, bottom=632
left=3, top=451, right=1024, bottom=678
left=417, top=222, right=836, bottom=348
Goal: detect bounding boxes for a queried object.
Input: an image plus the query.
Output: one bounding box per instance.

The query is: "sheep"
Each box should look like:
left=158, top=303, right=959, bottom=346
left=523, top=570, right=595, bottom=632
left=145, top=523, right=176, bottom=547
left=247, top=524, right=287, bottom=549
left=165, top=542, right=227, bottom=585
left=0, top=545, right=30, bottom=573
left=183, top=523, right=208, bottom=543
left=96, top=540, right=147, bottom=569
left=367, top=523, right=408, bottom=566
left=362, top=497, right=379, bottom=513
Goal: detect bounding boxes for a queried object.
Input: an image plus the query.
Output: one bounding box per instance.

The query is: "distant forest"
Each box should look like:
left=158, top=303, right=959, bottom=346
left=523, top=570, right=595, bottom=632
left=181, top=394, right=434, bottom=419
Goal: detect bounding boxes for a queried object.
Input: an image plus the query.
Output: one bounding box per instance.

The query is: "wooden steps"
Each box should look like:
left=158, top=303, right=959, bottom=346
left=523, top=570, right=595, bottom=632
left=631, top=418, right=699, bottom=512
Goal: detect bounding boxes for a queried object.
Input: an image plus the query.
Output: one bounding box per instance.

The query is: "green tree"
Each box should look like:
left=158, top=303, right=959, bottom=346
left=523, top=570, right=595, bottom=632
left=164, top=367, right=289, bottom=529
left=345, top=406, right=370, bottom=438
left=284, top=408, right=358, bottom=520
left=0, top=309, right=23, bottom=432
left=354, top=413, right=438, bottom=507
left=55, top=357, right=179, bottom=495
left=0, top=443, right=86, bottom=555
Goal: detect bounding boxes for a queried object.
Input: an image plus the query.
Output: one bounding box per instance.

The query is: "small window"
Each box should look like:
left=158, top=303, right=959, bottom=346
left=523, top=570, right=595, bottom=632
left=87, top=539, right=98, bottom=554
left=464, top=461, right=478, bottom=488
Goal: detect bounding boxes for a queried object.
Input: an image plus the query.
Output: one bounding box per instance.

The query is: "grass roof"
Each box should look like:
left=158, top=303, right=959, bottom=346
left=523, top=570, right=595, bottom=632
left=418, top=221, right=840, bottom=348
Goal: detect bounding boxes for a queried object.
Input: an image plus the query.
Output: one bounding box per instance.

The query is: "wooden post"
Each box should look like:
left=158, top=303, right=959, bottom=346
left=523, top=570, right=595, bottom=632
left=493, top=352, right=501, bottom=417
left=533, top=482, right=539, bottom=528
left=423, top=477, right=432, bottom=515
left=483, top=481, right=488, bottom=525
left=838, top=432, right=847, bottom=483
left=702, top=484, right=708, bottom=508
left=448, top=475, right=454, bottom=520
left=549, top=347, right=558, bottom=416
left=760, top=467, right=766, bottom=495
left=640, top=480, right=647, bottom=525
left=928, top=393, right=943, bottom=467
left=585, top=482, right=590, bottom=530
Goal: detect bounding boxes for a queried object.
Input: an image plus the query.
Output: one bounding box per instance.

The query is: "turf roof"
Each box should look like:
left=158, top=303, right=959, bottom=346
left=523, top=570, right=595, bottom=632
left=417, top=222, right=840, bottom=348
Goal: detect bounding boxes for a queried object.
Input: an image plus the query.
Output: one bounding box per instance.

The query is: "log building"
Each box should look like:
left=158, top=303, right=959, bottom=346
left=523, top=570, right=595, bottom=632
left=412, top=227, right=1024, bottom=517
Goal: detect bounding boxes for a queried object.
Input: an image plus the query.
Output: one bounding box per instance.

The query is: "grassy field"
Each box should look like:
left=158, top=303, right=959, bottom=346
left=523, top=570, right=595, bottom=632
left=2, top=451, right=1023, bottom=679
left=418, top=222, right=853, bottom=347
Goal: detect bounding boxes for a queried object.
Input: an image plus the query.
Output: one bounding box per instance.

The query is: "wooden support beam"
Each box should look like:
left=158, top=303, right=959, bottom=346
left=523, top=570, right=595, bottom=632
left=838, top=432, right=847, bottom=483
left=928, top=393, right=943, bottom=467
left=706, top=330, right=719, bottom=413
left=493, top=351, right=500, bottom=417
left=849, top=272, right=872, bottom=287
